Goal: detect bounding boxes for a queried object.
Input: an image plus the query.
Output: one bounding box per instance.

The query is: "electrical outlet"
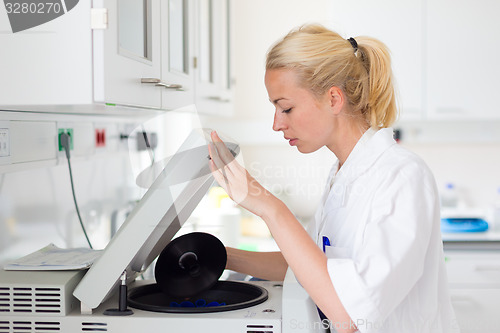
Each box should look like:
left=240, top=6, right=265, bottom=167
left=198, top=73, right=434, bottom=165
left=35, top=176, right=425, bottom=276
left=0, top=128, right=10, bottom=157
left=95, top=128, right=106, bottom=147
left=58, top=128, right=74, bottom=151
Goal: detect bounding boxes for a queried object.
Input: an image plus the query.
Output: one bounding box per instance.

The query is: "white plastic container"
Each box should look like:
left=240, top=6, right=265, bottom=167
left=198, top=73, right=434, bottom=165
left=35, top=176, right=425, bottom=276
left=492, top=187, right=500, bottom=231
left=441, top=183, right=459, bottom=208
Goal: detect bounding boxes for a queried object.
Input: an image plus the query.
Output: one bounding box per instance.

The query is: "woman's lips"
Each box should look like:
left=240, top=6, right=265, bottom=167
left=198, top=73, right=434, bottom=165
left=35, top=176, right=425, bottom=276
left=288, top=138, right=298, bottom=146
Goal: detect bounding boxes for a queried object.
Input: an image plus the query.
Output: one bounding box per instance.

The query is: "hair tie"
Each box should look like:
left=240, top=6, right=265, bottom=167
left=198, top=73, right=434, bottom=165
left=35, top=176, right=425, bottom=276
left=347, top=37, right=358, bottom=52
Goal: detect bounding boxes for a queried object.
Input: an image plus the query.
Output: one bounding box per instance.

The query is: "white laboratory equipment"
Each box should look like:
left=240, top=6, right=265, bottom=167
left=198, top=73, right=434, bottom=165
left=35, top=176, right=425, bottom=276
left=492, top=187, right=500, bottom=232
left=441, top=182, right=459, bottom=208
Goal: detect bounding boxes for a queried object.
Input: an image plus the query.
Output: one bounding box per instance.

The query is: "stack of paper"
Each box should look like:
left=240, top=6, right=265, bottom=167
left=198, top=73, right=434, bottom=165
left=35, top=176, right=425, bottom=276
left=3, top=243, right=102, bottom=271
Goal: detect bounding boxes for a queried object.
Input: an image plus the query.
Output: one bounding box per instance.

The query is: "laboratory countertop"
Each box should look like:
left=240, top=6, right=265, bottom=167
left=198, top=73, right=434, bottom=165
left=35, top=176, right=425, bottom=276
left=442, top=231, right=500, bottom=242
left=442, top=231, right=500, bottom=251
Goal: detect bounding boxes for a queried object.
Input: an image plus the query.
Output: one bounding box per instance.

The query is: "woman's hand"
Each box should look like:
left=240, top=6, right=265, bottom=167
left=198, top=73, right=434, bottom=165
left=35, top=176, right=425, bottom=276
left=208, top=131, right=274, bottom=218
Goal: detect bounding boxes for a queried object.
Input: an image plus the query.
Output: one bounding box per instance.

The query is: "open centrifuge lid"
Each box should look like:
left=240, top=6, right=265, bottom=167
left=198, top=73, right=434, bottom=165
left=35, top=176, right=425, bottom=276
left=73, top=128, right=239, bottom=310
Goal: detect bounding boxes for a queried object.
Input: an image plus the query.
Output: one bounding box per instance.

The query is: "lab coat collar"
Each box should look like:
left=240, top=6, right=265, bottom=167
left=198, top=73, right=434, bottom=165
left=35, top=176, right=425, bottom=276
left=321, top=127, right=396, bottom=215
left=336, top=127, right=396, bottom=185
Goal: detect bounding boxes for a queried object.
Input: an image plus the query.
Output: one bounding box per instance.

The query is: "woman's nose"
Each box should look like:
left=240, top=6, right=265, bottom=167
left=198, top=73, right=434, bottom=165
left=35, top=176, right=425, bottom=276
left=272, top=112, right=286, bottom=132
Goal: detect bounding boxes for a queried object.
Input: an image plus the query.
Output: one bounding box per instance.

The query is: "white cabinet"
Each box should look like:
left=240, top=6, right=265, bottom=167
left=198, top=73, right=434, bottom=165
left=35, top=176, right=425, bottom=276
left=95, top=0, right=197, bottom=111
left=96, top=0, right=162, bottom=109
left=426, top=0, right=500, bottom=120
left=194, top=0, right=233, bottom=116
left=450, top=289, right=500, bottom=332
left=0, top=2, right=93, bottom=105
left=330, top=0, right=424, bottom=121
left=446, top=252, right=500, bottom=288
left=100, top=0, right=233, bottom=113
left=330, top=0, right=500, bottom=122
left=445, top=251, right=500, bottom=332
left=159, top=0, right=196, bottom=110
left=0, top=0, right=232, bottom=115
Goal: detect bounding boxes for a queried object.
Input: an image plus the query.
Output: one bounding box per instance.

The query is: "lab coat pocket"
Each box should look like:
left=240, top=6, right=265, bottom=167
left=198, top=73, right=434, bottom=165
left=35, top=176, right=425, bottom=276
left=325, top=246, right=350, bottom=259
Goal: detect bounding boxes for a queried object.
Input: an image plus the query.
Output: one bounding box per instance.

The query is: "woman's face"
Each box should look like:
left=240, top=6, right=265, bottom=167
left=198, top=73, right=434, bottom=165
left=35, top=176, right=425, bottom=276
left=265, top=69, right=338, bottom=154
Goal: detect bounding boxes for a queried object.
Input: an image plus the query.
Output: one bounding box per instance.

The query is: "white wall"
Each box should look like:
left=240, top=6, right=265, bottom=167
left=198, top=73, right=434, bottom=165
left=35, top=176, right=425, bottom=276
left=242, top=145, right=336, bottom=220
left=404, top=143, right=500, bottom=209
left=231, top=0, right=332, bottom=121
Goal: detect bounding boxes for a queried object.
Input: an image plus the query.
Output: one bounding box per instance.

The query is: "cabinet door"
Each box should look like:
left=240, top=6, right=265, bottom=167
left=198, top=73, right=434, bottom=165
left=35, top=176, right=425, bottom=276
left=445, top=252, right=500, bottom=288
left=195, top=0, right=233, bottom=116
left=330, top=0, right=423, bottom=122
left=95, top=0, right=162, bottom=108
left=450, top=289, right=500, bottom=332
left=160, top=0, right=195, bottom=111
left=0, top=1, right=93, bottom=105
left=426, top=0, right=500, bottom=120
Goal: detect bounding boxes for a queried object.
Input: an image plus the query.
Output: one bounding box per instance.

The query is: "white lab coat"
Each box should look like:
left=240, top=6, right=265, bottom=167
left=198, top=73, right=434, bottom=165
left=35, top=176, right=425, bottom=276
left=312, top=128, right=459, bottom=333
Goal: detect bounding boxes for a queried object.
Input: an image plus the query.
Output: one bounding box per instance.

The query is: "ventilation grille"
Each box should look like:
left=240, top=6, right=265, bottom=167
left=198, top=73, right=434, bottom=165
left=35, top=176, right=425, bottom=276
left=0, top=287, right=62, bottom=314
left=0, top=320, right=61, bottom=332
left=0, top=288, right=9, bottom=313
left=82, top=322, right=108, bottom=332
left=246, top=324, right=275, bottom=333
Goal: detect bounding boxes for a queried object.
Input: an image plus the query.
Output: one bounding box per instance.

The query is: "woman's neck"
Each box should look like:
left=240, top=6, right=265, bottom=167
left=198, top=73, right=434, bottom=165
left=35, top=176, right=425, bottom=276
left=327, top=120, right=369, bottom=167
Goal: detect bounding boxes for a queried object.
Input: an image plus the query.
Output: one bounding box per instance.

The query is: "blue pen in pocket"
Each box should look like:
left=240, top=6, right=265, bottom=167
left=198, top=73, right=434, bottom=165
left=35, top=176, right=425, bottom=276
left=322, top=236, right=331, bottom=253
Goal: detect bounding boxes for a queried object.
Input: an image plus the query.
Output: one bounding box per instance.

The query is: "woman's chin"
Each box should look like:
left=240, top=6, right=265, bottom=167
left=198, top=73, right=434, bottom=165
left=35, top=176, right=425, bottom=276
left=295, top=145, right=319, bottom=154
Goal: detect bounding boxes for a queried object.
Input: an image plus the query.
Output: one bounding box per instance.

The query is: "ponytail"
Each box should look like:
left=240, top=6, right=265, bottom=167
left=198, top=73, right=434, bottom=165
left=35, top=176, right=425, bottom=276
left=266, top=25, right=398, bottom=128
left=356, top=37, right=398, bottom=128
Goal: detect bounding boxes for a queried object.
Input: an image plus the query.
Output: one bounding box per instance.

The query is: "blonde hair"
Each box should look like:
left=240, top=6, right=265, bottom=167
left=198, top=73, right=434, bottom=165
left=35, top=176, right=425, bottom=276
left=266, top=24, right=398, bottom=128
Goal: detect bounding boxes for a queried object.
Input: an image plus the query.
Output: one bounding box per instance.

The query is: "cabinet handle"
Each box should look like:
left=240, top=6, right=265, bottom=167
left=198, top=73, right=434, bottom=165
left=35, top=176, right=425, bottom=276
left=155, top=82, right=184, bottom=90
left=450, top=295, right=477, bottom=305
left=474, top=265, right=500, bottom=271
left=207, top=96, right=231, bottom=103
left=141, top=78, right=183, bottom=90
left=434, top=107, right=465, bottom=114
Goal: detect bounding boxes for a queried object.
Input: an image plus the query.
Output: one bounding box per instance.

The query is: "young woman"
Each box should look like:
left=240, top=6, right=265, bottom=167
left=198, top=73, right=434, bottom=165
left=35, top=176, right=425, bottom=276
left=208, top=24, right=458, bottom=333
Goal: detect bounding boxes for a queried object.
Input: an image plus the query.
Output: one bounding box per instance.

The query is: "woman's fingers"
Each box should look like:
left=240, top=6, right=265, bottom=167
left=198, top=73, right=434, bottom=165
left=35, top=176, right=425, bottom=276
left=211, top=131, right=236, bottom=166
left=209, top=158, right=228, bottom=188
left=209, top=143, right=231, bottom=189
left=208, top=142, right=226, bottom=174
left=209, top=131, right=238, bottom=180
left=207, top=131, right=251, bottom=207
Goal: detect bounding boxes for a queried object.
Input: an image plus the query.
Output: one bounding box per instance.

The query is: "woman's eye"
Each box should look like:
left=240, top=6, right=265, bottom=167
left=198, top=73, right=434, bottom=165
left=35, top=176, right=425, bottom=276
left=282, top=108, right=292, bottom=113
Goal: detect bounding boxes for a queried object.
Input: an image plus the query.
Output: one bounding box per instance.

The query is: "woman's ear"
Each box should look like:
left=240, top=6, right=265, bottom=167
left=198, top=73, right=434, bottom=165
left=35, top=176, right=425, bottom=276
left=328, top=86, right=345, bottom=115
